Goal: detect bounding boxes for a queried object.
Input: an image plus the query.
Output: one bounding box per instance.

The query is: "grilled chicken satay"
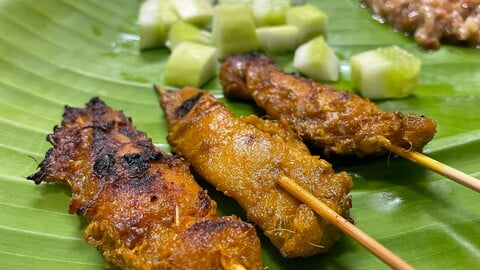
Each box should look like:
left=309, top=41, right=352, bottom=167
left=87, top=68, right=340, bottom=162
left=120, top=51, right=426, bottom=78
left=363, top=0, right=480, bottom=50
left=220, top=53, right=437, bottom=157
left=27, top=98, right=263, bottom=270
left=159, top=87, right=353, bottom=258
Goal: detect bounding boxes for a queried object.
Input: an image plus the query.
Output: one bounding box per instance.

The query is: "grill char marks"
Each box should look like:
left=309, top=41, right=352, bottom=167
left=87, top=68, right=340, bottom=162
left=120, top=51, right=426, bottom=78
left=122, top=153, right=153, bottom=176
left=176, top=92, right=204, bottom=119
left=27, top=97, right=263, bottom=270
left=93, top=154, right=116, bottom=179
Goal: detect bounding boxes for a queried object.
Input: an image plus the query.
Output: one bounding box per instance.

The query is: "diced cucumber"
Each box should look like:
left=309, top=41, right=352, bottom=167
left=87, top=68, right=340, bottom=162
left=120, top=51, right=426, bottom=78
left=293, top=36, right=339, bottom=82
left=212, top=4, right=259, bottom=59
left=167, top=21, right=212, bottom=49
left=256, top=25, right=298, bottom=54
left=138, top=0, right=179, bottom=49
left=252, top=0, right=291, bottom=26
left=164, top=42, right=217, bottom=87
left=286, top=4, right=327, bottom=44
left=171, top=0, right=213, bottom=27
left=217, top=0, right=252, bottom=4
left=350, top=46, right=421, bottom=99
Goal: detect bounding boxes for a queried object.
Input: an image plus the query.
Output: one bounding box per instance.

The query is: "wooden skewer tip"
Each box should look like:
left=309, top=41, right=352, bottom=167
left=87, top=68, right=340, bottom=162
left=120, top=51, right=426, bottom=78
left=278, top=175, right=414, bottom=270
left=377, top=136, right=480, bottom=193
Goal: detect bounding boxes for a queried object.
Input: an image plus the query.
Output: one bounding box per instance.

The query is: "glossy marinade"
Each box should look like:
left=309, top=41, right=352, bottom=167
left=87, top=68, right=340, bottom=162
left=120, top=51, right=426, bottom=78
left=28, top=98, right=263, bottom=270
left=220, top=53, right=437, bottom=157
left=160, top=87, right=352, bottom=258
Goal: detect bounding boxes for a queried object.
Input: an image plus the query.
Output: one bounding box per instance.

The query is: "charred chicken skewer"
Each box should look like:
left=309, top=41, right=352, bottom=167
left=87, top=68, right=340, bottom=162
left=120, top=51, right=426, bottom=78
left=27, top=97, right=263, bottom=270
left=158, top=86, right=353, bottom=258
left=220, top=53, right=480, bottom=192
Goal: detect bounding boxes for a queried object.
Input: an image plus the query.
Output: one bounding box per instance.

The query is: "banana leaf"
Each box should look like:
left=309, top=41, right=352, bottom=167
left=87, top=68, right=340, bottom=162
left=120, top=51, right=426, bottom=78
left=0, top=0, right=479, bottom=269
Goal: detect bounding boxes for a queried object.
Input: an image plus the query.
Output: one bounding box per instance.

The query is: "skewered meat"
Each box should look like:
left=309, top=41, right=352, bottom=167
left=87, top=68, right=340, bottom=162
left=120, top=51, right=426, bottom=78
left=27, top=97, right=263, bottom=270
left=159, top=87, right=353, bottom=258
left=220, top=53, right=437, bottom=157
left=363, top=0, right=480, bottom=49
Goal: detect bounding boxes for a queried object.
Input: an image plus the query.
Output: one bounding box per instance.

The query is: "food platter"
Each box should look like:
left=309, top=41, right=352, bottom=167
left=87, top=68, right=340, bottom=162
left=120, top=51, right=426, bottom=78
left=0, top=0, right=479, bottom=269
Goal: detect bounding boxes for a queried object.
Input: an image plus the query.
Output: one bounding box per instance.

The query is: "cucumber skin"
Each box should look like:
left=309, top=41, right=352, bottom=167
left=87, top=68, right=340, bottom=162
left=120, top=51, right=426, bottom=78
left=256, top=25, right=299, bottom=54
left=350, top=46, right=421, bottom=99
left=252, top=0, right=291, bottom=26
left=164, top=42, right=217, bottom=87
left=139, top=23, right=169, bottom=50
left=212, top=4, right=259, bottom=59
left=293, top=36, right=339, bottom=82
left=171, top=0, right=213, bottom=27
left=138, top=0, right=179, bottom=49
left=286, top=4, right=327, bottom=45
left=167, top=21, right=212, bottom=49
left=351, top=54, right=388, bottom=99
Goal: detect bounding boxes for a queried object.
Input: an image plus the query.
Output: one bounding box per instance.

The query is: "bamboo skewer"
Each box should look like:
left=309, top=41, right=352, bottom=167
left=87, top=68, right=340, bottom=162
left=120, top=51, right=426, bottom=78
left=278, top=175, right=414, bottom=270
left=377, top=136, right=480, bottom=193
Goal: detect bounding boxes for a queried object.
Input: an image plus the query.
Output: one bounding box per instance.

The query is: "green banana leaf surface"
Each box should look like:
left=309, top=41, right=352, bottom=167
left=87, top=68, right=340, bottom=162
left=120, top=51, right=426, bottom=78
left=0, top=0, right=479, bottom=269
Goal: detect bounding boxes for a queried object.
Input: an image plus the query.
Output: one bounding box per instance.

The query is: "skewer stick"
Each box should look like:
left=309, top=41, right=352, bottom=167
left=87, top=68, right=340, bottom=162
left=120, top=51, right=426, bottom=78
left=278, top=175, right=414, bottom=270
left=377, top=136, right=480, bottom=192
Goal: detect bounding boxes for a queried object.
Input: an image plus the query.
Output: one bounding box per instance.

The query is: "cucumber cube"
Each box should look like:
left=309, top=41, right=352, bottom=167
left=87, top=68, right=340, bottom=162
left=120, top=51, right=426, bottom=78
left=164, top=42, right=217, bottom=87
left=256, top=25, right=299, bottom=54
left=293, top=36, right=339, bottom=82
left=350, top=46, right=421, bottom=99
left=286, top=4, right=327, bottom=44
left=212, top=4, right=259, bottom=59
left=138, top=0, right=179, bottom=49
left=171, top=0, right=213, bottom=27
left=252, top=0, right=291, bottom=26
left=167, top=21, right=212, bottom=49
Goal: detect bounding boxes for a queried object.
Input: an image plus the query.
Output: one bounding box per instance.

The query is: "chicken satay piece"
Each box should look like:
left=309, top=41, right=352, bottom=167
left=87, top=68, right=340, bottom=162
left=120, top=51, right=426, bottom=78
left=363, top=0, right=480, bottom=50
left=220, top=53, right=437, bottom=157
left=159, top=87, right=353, bottom=258
left=27, top=97, right=263, bottom=270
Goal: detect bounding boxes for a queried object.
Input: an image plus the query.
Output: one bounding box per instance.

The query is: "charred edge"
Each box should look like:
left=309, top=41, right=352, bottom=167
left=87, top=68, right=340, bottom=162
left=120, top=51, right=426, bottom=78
left=93, top=154, right=116, bottom=179
left=96, top=121, right=115, bottom=131
left=26, top=172, right=44, bottom=185
left=123, top=153, right=151, bottom=175
left=198, top=190, right=211, bottom=212
left=346, top=216, right=355, bottom=225
left=76, top=206, right=87, bottom=216
left=26, top=148, right=54, bottom=185
left=241, top=52, right=274, bottom=65
left=46, top=133, right=56, bottom=146
left=157, top=154, right=181, bottom=168
left=63, top=105, right=77, bottom=117
left=119, top=126, right=136, bottom=138
left=86, top=97, right=106, bottom=108
left=175, top=92, right=204, bottom=119
left=188, top=219, right=227, bottom=233
left=228, top=51, right=263, bottom=61
left=129, top=175, right=156, bottom=189
left=121, top=142, right=163, bottom=176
